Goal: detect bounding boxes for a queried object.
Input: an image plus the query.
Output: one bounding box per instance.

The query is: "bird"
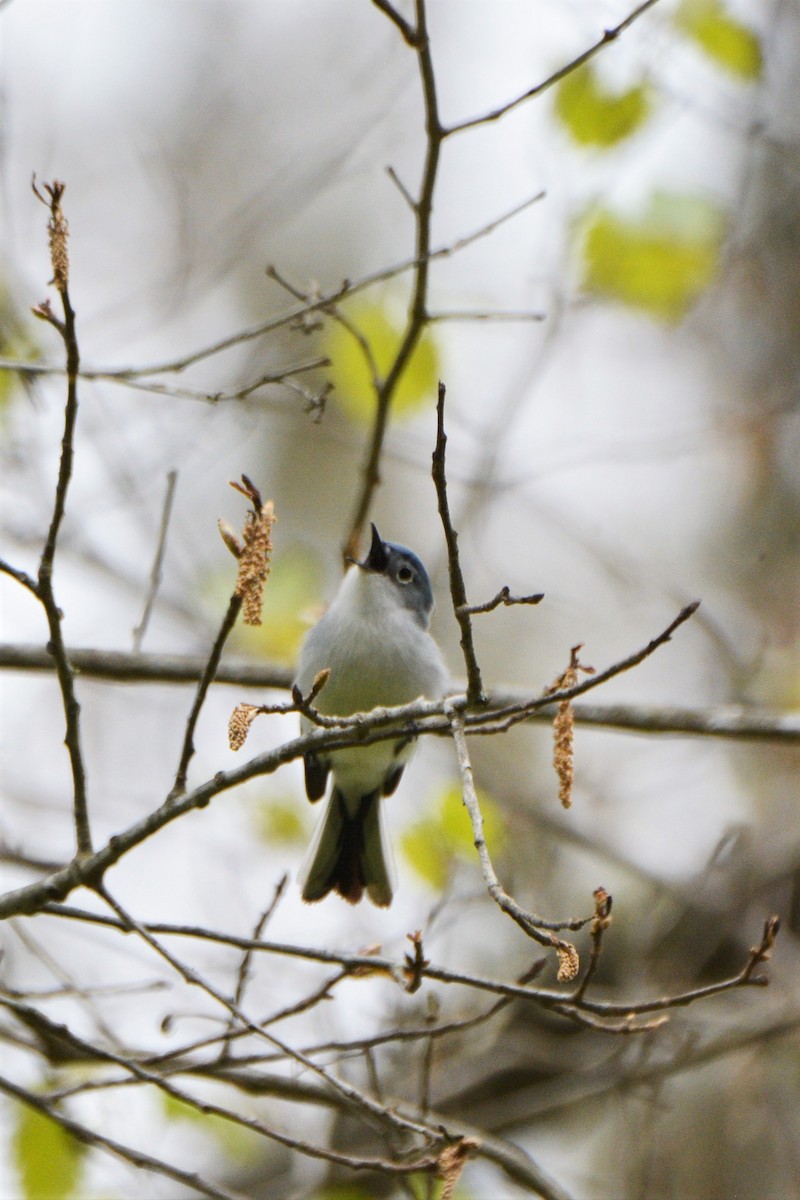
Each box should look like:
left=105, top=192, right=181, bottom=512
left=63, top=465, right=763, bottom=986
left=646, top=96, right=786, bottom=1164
left=294, top=524, right=449, bottom=907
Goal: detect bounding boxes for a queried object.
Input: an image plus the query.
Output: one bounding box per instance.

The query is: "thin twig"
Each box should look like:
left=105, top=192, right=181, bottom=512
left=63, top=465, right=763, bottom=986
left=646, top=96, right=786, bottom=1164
left=476, top=602, right=701, bottom=733
left=40, top=902, right=777, bottom=1024
left=445, top=0, right=663, bottom=136
left=132, top=470, right=178, bottom=653
left=344, top=0, right=446, bottom=560
left=0, top=1070, right=244, bottom=1200
left=267, top=263, right=383, bottom=402
left=428, top=308, right=545, bottom=323
left=30, top=179, right=91, bottom=858
left=457, top=586, right=544, bottom=616
left=386, top=163, right=418, bottom=211
left=0, top=559, right=39, bottom=594
left=168, top=593, right=242, bottom=801
left=570, top=887, right=613, bottom=1003
left=433, top=382, right=486, bottom=704
left=95, top=885, right=441, bottom=1148
left=447, top=704, right=580, bottom=978
left=0, top=988, right=434, bottom=1180
left=219, top=875, right=288, bottom=1061
left=370, top=0, right=420, bottom=45
left=0, top=190, right=544, bottom=389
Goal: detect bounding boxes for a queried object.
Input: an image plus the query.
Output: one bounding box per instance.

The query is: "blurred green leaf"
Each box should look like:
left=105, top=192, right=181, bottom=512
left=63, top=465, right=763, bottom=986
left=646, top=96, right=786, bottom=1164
left=676, top=0, right=762, bottom=79
left=231, top=542, right=324, bottom=665
left=161, top=1092, right=258, bottom=1163
left=324, top=300, right=440, bottom=425
left=554, top=64, right=651, bottom=147
left=402, top=785, right=507, bottom=889
left=0, top=284, right=41, bottom=414
left=579, top=193, right=726, bottom=321
left=12, top=1102, right=84, bottom=1200
left=253, top=794, right=308, bottom=845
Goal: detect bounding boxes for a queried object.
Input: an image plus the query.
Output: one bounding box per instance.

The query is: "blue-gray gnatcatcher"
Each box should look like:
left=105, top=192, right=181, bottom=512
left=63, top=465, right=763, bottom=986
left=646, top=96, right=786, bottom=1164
left=294, top=524, right=449, bottom=907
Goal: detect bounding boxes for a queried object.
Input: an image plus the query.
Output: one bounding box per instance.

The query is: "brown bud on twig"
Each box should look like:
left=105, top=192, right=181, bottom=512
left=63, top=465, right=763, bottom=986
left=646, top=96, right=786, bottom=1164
left=308, top=668, right=330, bottom=704
left=32, top=176, right=69, bottom=292
left=438, top=1137, right=481, bottom=1200
left=229, top=478, right=276, bottom=626
left=549, top=643, right=595, bottom=809
left=217, top=518, right=243, bottom=560
left=555, top=941, right=581, bottom=983
left=403, top=930, right=429, bottom=993
left=228, top=703, right=260, bottom=751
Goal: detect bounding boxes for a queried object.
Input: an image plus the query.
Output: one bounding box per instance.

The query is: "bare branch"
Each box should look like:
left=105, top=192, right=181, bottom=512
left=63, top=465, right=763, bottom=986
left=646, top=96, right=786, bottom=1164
left=344, top=0, right=446, bottom=560
left=30, top=179, right=91, bottom=858
left=39, top=902, right=778, bottom=1026
left=445, top=0, right=663, bottom=136
left=433, top=382, right=487, bottom=705
left=0, top=642, right=294, bottom=688
left=168, top=593, right=242, bottom=802
left=457, top=586, right=544, bottom=616
left=446, top=703, right=581, bottom=978
left=2, top=642, right=798, bottom=743
left=0, top=1069, right=244, bottom=1200
left=0, top=559, right=39, bottom=594
left=218, top=875, right=288, bottom=1061
left=386, top=163, right=418, bottom=211
left=0, top=190, right=544, bottom=392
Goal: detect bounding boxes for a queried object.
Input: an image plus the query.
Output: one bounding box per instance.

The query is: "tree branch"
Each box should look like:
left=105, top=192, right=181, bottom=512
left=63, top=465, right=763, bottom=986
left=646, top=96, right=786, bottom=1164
left=30, top=179, right=92, bottom=858
left=433, top=382, right=487, bottom=705
left=2, top=642, right=798, bottom=743
left=445, top=0, right=663, bottom=136
left=447, top=704, right=581, bottom=978
left=344, top=0, right=446, bottom=560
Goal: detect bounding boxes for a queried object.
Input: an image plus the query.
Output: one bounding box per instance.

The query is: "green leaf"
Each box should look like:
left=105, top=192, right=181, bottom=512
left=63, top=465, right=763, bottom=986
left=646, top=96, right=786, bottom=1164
left=12, top=1102, right=84, bottom=1200
left=231, top=542, right=324, bottom=665
left=402, top=785, right=507, bottom=889
left=554, top=64, right=651, bottom=148
left=579, top=193, right=726, bottom=321
left=676, top=0, right=762, bottom=79
left=253, top=794, right=308, bottom=845
left=324, top=300, right=440, bottom=425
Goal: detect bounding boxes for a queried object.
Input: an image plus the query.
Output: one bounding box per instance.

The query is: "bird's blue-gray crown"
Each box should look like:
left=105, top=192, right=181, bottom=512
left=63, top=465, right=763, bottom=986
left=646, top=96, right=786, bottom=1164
left=359, top=524, right=435, bottom=628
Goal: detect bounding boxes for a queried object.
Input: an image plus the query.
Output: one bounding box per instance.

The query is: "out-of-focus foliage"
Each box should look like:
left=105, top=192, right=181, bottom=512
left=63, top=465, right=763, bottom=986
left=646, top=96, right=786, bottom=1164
left=676, top=0, right=763, bottom=79
left=253, top=793, right=309, bottom=846
left=402, top=784, right=507, bottom=889
left=554, top=63, right=651, bottom=148
left=161, top=1092, right=260, bottom=1163
left=0, top=286, right=40, bottom=414
left=11, top=1100, right=84, bottom=1200
left=232, top=542, right=324, bottom=664
left=324, top=300, right=440, bottom=425
left=579, top=192, right=726, bottom=321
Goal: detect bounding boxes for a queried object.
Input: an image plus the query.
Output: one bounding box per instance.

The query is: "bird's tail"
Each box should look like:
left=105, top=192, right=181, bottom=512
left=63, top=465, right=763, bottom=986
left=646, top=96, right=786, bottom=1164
left=299, top=788, right=395, bottom=907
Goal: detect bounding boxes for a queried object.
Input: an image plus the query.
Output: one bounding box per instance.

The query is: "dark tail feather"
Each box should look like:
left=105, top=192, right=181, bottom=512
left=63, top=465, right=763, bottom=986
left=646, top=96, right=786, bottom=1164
left=300, top=788, right=394, bottom=908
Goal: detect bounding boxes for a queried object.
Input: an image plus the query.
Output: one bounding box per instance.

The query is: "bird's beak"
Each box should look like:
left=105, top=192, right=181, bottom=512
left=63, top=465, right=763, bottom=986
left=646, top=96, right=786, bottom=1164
left=360, top=523, right=389, bottom=573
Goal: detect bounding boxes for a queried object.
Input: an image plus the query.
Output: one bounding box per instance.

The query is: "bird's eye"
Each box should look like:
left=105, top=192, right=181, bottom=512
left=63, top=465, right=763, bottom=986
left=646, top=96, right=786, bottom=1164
left=397, top=565, right=414, bottom=585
